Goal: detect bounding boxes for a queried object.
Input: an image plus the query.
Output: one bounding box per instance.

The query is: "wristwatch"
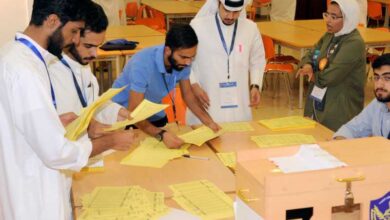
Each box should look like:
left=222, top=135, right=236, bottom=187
left=155, top=130, right=166, bottom=142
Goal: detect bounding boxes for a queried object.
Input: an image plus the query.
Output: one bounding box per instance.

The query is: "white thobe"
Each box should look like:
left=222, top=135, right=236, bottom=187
left=49, top=54, right=122, bottom=125
left=0, top=33, right=92, bottom=220
left=187, top=14, right=265, bottom=125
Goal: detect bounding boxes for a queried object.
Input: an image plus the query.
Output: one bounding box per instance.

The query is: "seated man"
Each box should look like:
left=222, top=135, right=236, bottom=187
left=112, top=24, right=220, bottom=149
left=333, top=53, right=390, bottom=139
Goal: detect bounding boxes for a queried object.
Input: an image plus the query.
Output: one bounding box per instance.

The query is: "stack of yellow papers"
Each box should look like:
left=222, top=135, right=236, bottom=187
left=179, top=126, right=224, bottom=146
left=65, top=86, right=126, bottom=140
left=120, top=138, right=190, bottom=168
left=251, top=133, right=316, bottom=148
left=258, top=116, right=316, bottom=131
left=79, top=186, right=169, bottom=220
left=216, top=152, right=236, bottom=169
left=106, top=99, right=169, bottom=131
left=170, top=180, right=234, bottom=220
left=220, top=122, right=254, bottom=132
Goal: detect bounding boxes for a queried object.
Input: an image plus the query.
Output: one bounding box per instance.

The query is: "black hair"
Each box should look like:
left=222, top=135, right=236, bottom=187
left=372, top=53, right=390, bottom=69
left=83, top=2, right=108, bottom=34
left=29, top=0, right=91, bottom=26
left=165, top=24, right=198, bottom=51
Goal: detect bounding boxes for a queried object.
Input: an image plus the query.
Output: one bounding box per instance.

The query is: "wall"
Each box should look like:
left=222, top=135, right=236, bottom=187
left=0, top=0, right=31, bottom=46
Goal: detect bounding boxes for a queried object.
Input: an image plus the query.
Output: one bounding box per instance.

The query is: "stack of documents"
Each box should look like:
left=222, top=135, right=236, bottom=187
left=269, top=144, right=347, bottom=173
left=65, top=86, right=126, bottom=140
left=179, top=126, right=224, bottom=146
left=258, top=116, right=316, bottom=131
left=121, top=138, right=190, bottom=168
left=216, top=152, right=236, bottom=169
left=79, top=185, right=169, bottom=220
left=170, top=180, right=234, bottom=220
left=106, top=99, right=169, bottom=131
left=251, top=133, right=316, bottom=148
left=220, top=122, right=254, bottom=132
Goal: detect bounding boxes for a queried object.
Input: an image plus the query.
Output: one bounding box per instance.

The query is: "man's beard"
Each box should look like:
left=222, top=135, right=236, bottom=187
left=68, top=44, right=94, bottom=65
left=168, top=53, right=186, bottom=72
left=47, top=27, right=65, bottom=59
left=375, top=89, right=390, bottom=103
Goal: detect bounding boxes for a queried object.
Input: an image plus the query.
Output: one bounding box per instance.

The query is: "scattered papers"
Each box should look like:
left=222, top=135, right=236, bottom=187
left=269, top=144, right=347, bottom=173
left=65, top=86, right=126, bottom=140
left=220, top=122, right=254, bottom=132
left=179, top=126, right=224, bottom=146
left=106, top=99, right=169, bottom=131
left=258, top=116, right=316, bottom=131
left=120, top=138, right=190, bottom=168
left=216, top=152, right=236, bottom=169
left=79, top=186, right=169, bottom=220
left=251, top=133, right=316, bottom=148
left=170, top=180, right=234, bottom=220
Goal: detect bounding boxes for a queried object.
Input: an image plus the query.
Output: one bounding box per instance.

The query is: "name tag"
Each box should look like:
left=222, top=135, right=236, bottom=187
left=219, top=82, right=238, bottom=108
left=310, top=85, right=327, bottom=102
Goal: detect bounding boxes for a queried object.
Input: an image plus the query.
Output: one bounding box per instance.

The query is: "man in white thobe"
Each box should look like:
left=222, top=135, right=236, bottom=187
left=187, top=0, right=266, bottom=124
left=0, top=1, right=133, bottom=219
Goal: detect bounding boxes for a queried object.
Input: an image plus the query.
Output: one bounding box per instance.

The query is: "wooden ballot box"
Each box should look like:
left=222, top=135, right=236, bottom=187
left=235, top=137, right=390, bottom=220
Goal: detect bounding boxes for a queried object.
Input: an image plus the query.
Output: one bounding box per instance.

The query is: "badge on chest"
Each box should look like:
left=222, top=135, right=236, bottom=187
left=219, top=81, right=239, bottom=109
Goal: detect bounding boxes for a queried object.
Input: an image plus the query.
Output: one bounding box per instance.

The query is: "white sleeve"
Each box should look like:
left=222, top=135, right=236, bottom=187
left=94, top=101, right=123, bottom=124
left=249, top=24, right=266, bottom=90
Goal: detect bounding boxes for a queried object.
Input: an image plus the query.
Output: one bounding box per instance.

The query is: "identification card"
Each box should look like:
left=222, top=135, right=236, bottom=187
left=310, top=85, right=327, bottom=102
left=219, top=82, right=238, bottom=108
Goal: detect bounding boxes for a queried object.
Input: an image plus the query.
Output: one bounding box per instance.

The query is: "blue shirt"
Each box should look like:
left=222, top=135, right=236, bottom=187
left=334, top=99, right=390, bottom=139
left=112, top=44, right=190, bottom=121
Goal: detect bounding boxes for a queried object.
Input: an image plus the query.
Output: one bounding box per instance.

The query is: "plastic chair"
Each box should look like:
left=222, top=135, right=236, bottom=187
left=161, top=87, right=187, bottom=125
left=262, top=35, right=297, bottom=108
left=133, top=5, right=166, bottom=33
left=126, top=2, right=138, bottom=24
left=367, top=2, right=383, bottom=27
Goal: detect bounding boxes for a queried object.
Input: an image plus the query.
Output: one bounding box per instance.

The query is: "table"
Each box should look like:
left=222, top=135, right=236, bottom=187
left=105, top=25, right=164, bottom=40
left=141, top=0, right=201, bottom=30
left=369, top=0, right=390, bottom=27
left=257, top=20, right=390, bottom=108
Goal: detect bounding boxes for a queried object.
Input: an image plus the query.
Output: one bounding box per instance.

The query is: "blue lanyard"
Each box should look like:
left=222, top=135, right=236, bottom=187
left=60, top=58, right=88, bottom=108
left=215, top=13, right=238, bottom=80
left=16, top=37, right=57, bottom=109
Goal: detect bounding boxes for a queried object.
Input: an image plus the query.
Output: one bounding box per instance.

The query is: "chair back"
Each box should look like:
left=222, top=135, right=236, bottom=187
left=126, top=2, right=138, bottom=18
left=261, top=35, right=275, bottom=60
left=367, top=2, right=382, bottom=20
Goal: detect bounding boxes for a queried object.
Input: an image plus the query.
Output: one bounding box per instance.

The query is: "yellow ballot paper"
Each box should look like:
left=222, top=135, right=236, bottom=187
left=179, top=126, right=224, bottom=146
left=120, top=138, right=190, bottom=168
left=65, top=86, right=126, bottom=140
left=220, top=122, right=254, bottom=132
left=79, top=185, right=169, bottom=220
left=216, top=152, right=236, bottom=169
left=258, top=116, right=316, bottom=131
left=251, top=133, right=316, bottom=148
left=170, top=180, right=234, bottom=220
left=106, top=99, right=169, bottom=131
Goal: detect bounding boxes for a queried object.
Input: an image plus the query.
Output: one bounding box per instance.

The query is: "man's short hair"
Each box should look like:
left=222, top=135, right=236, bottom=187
left=372, top=53, right=390, bottom=69
left=165, top=24, right=198, bottom=51
left=29, top=0, right=92, bottom=26
left=83, top=2, right=108, bottom=34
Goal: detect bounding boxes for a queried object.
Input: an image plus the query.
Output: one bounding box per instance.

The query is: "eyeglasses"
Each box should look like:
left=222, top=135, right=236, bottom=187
left=322, top=12, right=343, bottom=21
left=373, top=74, right=390, bottom=82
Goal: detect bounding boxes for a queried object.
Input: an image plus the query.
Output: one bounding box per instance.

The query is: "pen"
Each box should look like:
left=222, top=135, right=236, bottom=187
left=182, top=154, right=209, bottom=161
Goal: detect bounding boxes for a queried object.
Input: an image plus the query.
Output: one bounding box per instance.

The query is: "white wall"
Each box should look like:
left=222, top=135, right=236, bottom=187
left=0, top=0, right=31, bottom=46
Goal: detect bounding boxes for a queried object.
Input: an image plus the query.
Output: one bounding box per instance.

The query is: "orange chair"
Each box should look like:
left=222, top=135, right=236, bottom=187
left=126, top=2, right=138, bottom=24
left=367, top=2, right=383, bottom=27
left=161, top=87, right=187, bottom=125
left=262, top=35, right=296, bottom=108
left=134, top=5, right=166, bottom=33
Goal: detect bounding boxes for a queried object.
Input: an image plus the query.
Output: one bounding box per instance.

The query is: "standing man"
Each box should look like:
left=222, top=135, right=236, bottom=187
left=333, top=54, right=390, bottom=139
left=0, top=1, right=133, bottom=219
left=112, top=24, right=220, bottom=149
left=186, top=0, right=266, bottom=125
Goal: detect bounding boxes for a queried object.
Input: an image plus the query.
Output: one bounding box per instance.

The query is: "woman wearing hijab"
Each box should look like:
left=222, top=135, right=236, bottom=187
left=297, top=0, right=366, bottom=131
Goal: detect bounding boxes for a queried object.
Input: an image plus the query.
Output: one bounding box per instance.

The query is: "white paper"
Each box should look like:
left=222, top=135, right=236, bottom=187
left=269, top=144, right=347, bottom=173
left=234, top=197, right=264, bottom=220
left=160, top=208, right=201, bottom=220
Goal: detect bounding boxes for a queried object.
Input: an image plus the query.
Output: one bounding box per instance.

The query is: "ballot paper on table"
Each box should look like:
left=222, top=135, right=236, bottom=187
left=269, top=144, right=347, bottom=173
left=178, top=126, right=224, bottom=146
left=106, top=99, right=169, bottom=131
left=65, top=86, right=126, bottom=140
left=258, top=116, right=316, bottom=131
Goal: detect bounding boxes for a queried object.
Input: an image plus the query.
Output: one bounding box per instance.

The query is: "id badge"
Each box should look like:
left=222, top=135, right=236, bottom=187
left=219, top=82, right=238, bottom=108
left=310, top=85, right=327, bottom=102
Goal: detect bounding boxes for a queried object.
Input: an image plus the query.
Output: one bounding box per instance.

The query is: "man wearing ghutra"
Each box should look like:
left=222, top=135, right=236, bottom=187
left=296, top=0, right=365, bottom=131
left=186, top=0, right=266, bottom=125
